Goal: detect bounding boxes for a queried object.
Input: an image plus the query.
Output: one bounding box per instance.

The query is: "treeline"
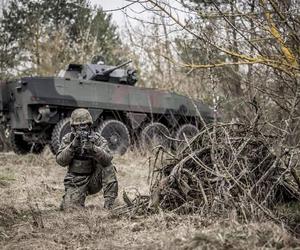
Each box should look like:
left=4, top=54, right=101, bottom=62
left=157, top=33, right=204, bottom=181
left=0, top=0, right=122, bottom=78
left=1, top=0, right=300, bottom=133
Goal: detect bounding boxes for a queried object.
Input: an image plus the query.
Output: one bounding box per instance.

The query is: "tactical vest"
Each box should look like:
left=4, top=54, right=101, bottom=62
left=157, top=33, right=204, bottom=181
left=68, top=156, right=94, bottom=174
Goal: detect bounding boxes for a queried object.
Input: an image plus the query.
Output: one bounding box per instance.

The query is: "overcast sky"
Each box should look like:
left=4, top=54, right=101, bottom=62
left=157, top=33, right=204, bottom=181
left=91, top=0, right=143, bottom=28
left=91, top=0, right=187, bottom=30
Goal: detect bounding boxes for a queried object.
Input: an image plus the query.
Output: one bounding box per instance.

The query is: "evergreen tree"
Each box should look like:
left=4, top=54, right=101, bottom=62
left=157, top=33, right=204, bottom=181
left=0, top=0, right=122, bottom=78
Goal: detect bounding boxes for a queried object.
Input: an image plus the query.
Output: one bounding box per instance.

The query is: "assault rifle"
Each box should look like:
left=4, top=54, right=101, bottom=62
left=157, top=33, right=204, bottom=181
left=75, top=130, right=96, bottom=155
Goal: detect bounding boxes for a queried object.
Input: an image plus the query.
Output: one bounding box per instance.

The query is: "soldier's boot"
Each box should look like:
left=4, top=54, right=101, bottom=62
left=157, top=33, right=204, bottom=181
left=104, top=198, right=115, bottom=210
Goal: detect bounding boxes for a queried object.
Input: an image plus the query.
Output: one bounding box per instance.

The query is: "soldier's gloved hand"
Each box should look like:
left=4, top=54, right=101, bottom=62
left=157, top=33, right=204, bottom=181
left=70, top=135, right=81, bottom=149
left=82, top=140, right=94, bottom=154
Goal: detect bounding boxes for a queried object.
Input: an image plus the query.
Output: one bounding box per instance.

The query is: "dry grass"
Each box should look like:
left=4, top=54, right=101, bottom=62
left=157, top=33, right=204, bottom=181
left=0, top=148, right=299, bottom=249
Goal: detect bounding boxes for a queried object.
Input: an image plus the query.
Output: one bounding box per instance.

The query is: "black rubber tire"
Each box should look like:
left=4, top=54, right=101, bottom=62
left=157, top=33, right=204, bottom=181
left=50, top=117, right=71, bottom=155
left=175, top=124, right=199, bottom=150
left=97, top=119, right=130, bottom=155
left=0, top=128, right=11, bottom=152
left=10, top=132, right=45, bottom=155
left=141, top=122, right=171, bottom=151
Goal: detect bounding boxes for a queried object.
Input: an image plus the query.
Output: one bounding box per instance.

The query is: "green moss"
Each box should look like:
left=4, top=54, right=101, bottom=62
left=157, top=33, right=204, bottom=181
left=0, top=172, right=15, bottom=186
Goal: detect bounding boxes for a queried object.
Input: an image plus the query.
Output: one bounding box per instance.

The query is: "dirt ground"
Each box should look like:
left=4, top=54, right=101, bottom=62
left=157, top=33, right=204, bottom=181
left=0, top=149, right=299, bottom=250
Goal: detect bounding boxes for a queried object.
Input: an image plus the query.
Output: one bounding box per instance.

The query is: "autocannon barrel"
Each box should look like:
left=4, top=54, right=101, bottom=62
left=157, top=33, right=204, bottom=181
left=102, top=60, right=132, bottom=76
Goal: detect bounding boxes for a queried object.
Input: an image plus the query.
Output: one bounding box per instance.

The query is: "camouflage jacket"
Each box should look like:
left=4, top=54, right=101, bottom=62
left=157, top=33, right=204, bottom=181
left=56, top=132, right=113, bottom=173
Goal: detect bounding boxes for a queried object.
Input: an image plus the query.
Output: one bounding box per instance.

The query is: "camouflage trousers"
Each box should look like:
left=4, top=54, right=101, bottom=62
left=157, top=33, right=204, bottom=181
left=61, top=164, right=118, bottom=210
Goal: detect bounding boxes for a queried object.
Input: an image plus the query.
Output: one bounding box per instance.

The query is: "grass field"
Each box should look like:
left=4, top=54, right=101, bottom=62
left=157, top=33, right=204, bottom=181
left=0, top=149, right=299, bottom=249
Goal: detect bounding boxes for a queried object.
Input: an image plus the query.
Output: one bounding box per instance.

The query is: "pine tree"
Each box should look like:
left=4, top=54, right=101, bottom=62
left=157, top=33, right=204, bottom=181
left=0, top=0, right=122, bottom=77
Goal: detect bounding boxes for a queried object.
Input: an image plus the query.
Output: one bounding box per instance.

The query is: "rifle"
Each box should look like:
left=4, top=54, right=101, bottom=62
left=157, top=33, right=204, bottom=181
left=75, top=130, right=96, bottom=155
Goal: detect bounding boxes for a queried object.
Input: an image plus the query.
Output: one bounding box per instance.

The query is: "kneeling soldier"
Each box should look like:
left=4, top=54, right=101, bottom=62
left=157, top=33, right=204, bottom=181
left=56, top=108, right=118, bottom=210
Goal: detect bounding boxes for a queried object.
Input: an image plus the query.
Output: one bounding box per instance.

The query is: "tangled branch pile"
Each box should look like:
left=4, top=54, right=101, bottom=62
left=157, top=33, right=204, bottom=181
left=149, top=123, right=300, bottom=218
left=115, top=122, right=300, bottom=221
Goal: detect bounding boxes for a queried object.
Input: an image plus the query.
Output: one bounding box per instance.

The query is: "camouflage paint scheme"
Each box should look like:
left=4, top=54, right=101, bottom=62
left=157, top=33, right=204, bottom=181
left=0, top=62, right=214, bottom=147
left=57, top=130, right=118, bottom=209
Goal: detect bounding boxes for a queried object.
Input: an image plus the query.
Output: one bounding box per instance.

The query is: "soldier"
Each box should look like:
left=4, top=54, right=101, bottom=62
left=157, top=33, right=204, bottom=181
left=56, top=108, right=118, bottom=210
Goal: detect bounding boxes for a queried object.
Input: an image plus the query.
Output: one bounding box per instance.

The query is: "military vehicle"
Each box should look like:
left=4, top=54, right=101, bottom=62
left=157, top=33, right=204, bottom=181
left=0, top=60, right=214, bottom=155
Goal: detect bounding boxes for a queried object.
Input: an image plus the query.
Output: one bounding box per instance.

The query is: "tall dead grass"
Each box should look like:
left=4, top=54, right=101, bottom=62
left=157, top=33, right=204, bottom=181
left=0, top=146, right=300, bottom=249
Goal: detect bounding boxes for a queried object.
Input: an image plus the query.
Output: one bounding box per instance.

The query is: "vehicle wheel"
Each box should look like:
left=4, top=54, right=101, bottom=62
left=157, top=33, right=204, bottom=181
left=141, top=122, right=170, bottom=151
left=175, top=124, right=199, bottom=150
left=10, top=132, right=45, bottom=155
left=97, top=120, right=130, bottom=155
left=0, top=128, right=10, bottom=152
left=50, top=117, right=71, bottom=155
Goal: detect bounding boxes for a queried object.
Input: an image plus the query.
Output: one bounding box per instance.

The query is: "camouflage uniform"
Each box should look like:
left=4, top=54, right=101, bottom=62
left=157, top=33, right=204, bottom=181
left=56, top=109, right=118, bottom=210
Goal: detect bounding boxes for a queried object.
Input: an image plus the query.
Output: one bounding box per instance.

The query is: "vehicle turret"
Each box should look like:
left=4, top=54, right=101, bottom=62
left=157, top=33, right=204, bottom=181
left=62, top=60, right=137, bottom=85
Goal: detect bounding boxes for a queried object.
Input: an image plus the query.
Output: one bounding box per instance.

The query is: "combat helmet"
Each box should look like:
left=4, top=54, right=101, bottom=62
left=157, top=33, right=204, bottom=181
left=70, top=108, right=93, bottom=126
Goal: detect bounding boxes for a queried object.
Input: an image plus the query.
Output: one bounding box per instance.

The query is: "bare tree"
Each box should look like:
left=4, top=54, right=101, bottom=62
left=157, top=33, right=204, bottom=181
left=121, top=0, right=300, bottom=179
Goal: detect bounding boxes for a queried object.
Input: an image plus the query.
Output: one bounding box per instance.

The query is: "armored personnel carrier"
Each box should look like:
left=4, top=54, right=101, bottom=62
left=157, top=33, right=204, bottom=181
left=0, top=60, right=213, bottom=155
